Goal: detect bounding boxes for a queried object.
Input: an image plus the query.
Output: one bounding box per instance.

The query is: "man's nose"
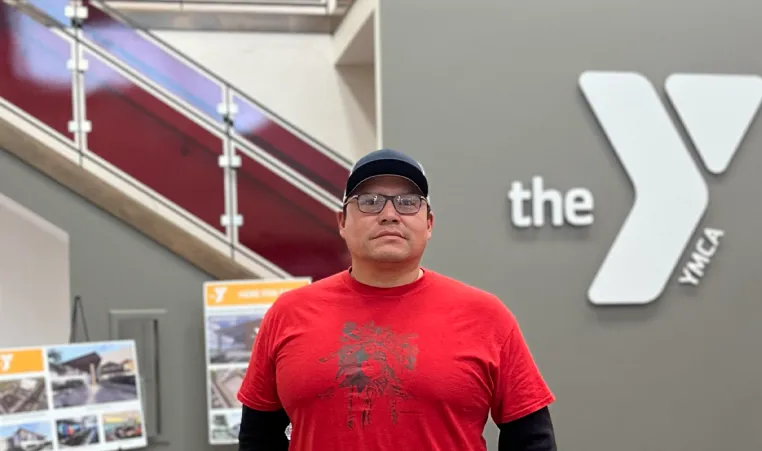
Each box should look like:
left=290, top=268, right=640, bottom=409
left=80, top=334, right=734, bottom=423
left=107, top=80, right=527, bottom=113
left=377, top=199, right=400, bottom=223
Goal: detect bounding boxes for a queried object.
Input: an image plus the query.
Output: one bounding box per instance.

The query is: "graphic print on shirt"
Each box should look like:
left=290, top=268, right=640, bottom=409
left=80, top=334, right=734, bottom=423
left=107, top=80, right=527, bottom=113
left=317, top=320, right=418, bottom=429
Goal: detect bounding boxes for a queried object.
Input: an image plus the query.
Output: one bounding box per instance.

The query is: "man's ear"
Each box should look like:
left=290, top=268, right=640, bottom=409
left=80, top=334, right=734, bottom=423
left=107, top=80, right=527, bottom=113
left=337, top=210, right=347, bottom=238
left=426, top=210, right=434, bottom=239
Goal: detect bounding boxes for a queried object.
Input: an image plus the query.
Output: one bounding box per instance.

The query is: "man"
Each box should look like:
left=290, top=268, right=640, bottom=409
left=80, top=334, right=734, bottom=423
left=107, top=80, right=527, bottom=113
left=237, top=149, right=557, bottom=450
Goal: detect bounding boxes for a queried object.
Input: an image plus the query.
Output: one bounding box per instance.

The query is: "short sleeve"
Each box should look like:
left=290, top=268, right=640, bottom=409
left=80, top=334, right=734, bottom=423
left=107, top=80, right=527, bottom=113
left=236, top=306, right=283, bottom=411
left=490, top=320, right=555, bottom=424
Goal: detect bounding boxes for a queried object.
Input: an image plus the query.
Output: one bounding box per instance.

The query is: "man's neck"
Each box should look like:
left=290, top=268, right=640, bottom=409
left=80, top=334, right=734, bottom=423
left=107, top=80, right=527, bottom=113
left=349, top=262, right=423, bottom=288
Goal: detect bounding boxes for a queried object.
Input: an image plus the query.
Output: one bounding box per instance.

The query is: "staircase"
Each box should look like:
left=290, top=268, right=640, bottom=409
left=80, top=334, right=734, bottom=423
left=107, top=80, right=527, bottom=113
left=0, top=0, right=353, bottom=281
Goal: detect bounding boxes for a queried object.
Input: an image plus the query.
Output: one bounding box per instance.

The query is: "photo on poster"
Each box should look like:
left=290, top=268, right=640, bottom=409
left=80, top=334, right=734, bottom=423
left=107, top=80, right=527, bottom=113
left=209, top=368, right=245, bottom=409
left=47, top=342, right=138, bottom=408
left=0, top=420, right=54, bottom=450
left=207, top=313, right=265, bottom=364
left=0, top=376, right=48, bottom=416
left=102, top=410, right=143, bottom=443
left=209, top=411, right=241, bottom=444
left=55, top=415, right=99, bottom=448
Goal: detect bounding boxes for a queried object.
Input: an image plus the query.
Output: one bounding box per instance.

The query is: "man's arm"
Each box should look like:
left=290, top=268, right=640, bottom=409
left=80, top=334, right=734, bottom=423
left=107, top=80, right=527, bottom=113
left=497, top=406, right=556, bottom=451
left=238, top=405, right=291, bottom=451
left=236, top=302, right=289, bottom=450
left=490, top=307, right=556, bottom=450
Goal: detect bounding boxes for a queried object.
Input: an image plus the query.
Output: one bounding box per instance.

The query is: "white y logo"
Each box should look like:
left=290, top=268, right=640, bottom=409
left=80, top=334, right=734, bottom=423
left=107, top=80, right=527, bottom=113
left=214, top=287, right=228, bottom=304
left=0, top=353, right=13, bottom=372
left=579, top=71, right=762, bottom=305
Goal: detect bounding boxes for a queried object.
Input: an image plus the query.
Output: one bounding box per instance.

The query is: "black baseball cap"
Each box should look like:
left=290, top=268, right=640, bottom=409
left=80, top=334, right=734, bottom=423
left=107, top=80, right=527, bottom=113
left=343, top=148, right=429, bottom=202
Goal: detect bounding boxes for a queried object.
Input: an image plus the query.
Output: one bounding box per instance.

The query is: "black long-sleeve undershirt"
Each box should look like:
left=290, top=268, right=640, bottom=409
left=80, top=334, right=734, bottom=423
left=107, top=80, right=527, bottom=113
left=237, top=405, right=556, bottom=451
left=497, top=407, right=557, bottom=450
left=238, top=406, right=290, bottom=451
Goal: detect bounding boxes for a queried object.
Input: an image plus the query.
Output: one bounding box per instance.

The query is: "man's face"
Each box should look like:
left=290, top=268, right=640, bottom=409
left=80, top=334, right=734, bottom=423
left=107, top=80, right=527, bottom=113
left=338, top=176, right=433, bottom=265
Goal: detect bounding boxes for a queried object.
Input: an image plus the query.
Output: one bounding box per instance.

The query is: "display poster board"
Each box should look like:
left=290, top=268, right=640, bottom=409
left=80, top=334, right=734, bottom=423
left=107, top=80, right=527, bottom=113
left=203, top=278, right=311, bottom=445
left=0, top=340, right=147, bottom=451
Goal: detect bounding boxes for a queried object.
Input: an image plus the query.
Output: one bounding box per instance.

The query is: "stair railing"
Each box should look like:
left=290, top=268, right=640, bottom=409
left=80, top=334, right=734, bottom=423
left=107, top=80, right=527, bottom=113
left=24, top=0, right=354, bottom=200
left=3, top=1, right=351, bottom=280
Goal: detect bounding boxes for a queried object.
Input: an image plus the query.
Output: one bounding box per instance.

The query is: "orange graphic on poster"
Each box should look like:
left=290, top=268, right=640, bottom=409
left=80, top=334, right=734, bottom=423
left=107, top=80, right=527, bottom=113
left=205, top=279, right=310, bottom=307
left=0, top=348, right=45, bottom=374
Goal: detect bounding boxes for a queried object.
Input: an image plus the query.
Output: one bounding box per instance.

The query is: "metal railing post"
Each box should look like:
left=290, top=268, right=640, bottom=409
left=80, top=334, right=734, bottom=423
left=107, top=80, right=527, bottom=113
left=66, top=0, right=91, bottom=165
left=217, top=86, right=242, bottom=255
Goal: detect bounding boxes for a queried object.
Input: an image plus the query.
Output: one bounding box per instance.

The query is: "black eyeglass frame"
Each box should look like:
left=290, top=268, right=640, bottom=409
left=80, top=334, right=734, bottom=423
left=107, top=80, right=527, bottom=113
left=343, top=193, right=430, bottom=215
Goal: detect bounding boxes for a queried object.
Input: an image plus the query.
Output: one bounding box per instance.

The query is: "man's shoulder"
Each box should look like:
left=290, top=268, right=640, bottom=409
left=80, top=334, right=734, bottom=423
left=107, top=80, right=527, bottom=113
left=428, top=270, right=504, bottom=301
left=425, top=270, right=519, bottom=346
left=271, top=271, right=346, bottom=308
left=426, top=270, right=516, bottom=317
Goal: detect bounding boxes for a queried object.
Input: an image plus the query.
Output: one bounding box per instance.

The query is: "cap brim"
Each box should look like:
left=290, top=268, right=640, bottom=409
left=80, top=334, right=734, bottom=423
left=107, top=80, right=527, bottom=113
left=348, top=174, right=424, bottom=197
left=344, top=159, right=429, bottom=200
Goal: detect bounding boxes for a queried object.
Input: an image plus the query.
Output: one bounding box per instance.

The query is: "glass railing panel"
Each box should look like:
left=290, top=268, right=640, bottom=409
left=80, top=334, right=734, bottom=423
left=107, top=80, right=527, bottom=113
left=232, top=93, right=350, bottom=199
left=84, top=49, right=227, bottom=235
left=79, top=0, right=224, bottom=122
left=235, top=144, right=350, bottom=280
left=27, top=0, right=353, bottom=200
left=0, top=6, right=75, bottom=141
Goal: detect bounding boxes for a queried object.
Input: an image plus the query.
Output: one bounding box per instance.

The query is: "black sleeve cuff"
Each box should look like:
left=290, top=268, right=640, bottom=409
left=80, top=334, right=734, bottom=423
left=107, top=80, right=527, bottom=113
left=497, top=406, right=557, bottom=451
left=238, top=405, right=291, bottom=451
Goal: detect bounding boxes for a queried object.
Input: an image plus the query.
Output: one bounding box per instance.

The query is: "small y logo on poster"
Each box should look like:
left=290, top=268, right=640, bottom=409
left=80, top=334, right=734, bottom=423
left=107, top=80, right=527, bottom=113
left=0, top=353, right=13, bottom=372
left=214, top=287, right=228, bottom=304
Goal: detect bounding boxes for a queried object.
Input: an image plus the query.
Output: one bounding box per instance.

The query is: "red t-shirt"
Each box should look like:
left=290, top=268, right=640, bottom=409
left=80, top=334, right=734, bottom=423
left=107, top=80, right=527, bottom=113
left=237, top=269, right=555, bottom=450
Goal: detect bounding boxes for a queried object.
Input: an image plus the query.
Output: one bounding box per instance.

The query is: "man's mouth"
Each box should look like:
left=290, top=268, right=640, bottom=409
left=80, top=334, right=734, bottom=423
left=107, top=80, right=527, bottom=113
left=374, top=231, right=405, bottom=239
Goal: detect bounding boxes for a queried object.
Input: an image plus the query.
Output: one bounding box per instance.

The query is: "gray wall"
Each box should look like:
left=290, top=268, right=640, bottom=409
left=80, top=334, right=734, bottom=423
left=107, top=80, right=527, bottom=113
left=0, top=148, right=233, bottom=451
left=377, top=1, right=762, bottom=450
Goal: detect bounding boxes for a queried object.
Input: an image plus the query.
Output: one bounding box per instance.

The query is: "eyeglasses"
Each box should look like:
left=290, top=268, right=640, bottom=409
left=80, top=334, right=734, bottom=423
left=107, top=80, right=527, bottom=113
left=345, top=193, right=427, bottom=215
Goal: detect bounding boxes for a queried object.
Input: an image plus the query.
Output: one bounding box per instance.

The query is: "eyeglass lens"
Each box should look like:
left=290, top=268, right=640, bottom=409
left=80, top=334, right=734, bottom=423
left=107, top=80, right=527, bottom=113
left=355, top=193, right=423, bottom=214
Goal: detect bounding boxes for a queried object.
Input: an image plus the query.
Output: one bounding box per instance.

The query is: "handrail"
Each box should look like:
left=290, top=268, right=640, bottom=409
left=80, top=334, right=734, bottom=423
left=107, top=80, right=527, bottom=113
left=89, top=0, right=354, bottom=169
